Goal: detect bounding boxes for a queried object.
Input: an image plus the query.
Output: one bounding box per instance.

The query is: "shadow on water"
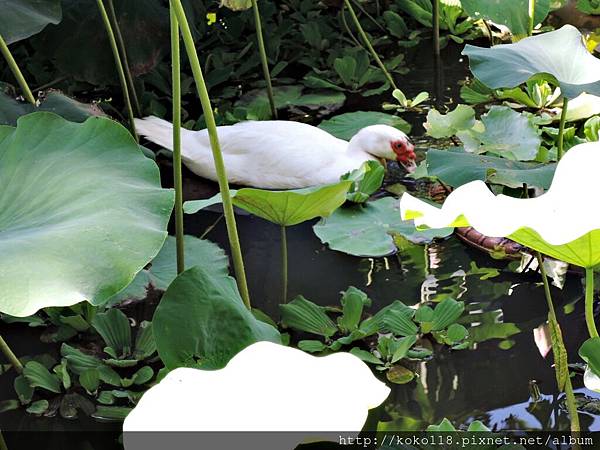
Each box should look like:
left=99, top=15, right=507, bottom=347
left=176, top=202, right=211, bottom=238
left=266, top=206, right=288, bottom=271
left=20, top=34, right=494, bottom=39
left=1, top=41, right=598, bottom=450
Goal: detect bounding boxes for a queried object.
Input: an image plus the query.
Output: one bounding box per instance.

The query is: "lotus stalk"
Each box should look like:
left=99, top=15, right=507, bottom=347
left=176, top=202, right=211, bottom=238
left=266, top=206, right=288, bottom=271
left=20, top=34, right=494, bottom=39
left=586, top=268, right=599, bottom=338
left=557, top=97, right=569, bottom=160
left=170, top=0, right=251, bottom=309
left=281, top=225, right=288, bottom=303
left=251, top=0, right=277, bottom=119
left=535, top=252, right=580, bottom=433
left=0, top=33, right=36, bottom=105
left=170, top=6, right=185, bottom=274
left=96, top=0, right=138, bottom=141
left=0, top=335, right=22, bottom=374
left=433, top=0, right=440, bottom=58
left=342, top=0, right=397, bottom=91
left=105, top=0, right=142, bottom=117
left=528, top=0, right=535, bottom=36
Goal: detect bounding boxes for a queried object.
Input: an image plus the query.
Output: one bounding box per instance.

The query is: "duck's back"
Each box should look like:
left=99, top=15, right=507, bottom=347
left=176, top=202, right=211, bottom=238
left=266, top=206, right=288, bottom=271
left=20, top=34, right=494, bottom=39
left=135, top=117, right=373, bottom=189
left=183, top=120, right=369, bottom=189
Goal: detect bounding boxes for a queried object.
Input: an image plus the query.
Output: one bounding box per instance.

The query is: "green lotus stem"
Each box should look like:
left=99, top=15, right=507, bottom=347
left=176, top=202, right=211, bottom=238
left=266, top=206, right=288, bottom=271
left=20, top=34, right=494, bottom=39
left=96, top=0, right=138, bottom=141
left=170, top=5, right=185, bottom=275
left=251, top=0, right=277, bottom=119
left=0, top=335, right=22, bottom=374
left=528, top=0, right=535, bottom=36
left=557, top=97, right=569, bottom=160
left=0, top=34, right=36, bottom=106
left=586, top=268, right=599, bottom=338
left=536, top=252, right=580, bottom=433
left=281, top=225, right=288, bottom=303
left=350, top=0, right=386, bottom=33
left=340, top=10, right=364, bottom=50
left=170, top=0, right=251, bottom=309
left=432, top=0, right=440, bottom=58
left=105, top=0, right=142, bottom=117
left=343, top=0, right=398, bottom=91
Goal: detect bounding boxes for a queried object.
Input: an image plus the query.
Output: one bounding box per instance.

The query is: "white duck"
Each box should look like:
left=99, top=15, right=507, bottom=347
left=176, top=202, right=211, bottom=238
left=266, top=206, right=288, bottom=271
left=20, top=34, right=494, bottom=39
left=134, top=116, right=416, bottom=189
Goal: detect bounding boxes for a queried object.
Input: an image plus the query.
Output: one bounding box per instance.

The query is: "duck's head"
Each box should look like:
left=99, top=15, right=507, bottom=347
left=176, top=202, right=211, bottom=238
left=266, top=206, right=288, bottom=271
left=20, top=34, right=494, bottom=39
left=349, top=125, right=416, bottom=172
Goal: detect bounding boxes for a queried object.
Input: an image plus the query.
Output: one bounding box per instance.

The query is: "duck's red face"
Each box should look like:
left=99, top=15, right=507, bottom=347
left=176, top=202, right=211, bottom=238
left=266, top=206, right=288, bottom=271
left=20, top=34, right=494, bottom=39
left=391, top=139, right=417, bottom=173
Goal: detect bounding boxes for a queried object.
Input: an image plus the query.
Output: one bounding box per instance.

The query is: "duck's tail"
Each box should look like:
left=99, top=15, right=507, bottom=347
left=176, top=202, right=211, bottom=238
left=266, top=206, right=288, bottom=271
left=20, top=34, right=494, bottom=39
left=134, top=116, right=175, bottom=151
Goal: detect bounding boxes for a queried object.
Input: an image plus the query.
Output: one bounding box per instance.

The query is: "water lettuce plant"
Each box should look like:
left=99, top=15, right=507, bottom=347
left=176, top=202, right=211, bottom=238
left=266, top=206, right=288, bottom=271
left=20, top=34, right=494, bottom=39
left=123, top=341, right=390, bottom=448
left=282, top=288, right=468, bottom=383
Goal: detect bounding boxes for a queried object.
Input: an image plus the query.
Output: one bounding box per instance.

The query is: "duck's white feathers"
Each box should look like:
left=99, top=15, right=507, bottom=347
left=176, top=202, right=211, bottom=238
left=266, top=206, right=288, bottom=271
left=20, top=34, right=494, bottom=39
left=135, top=117, right=378, bottom=189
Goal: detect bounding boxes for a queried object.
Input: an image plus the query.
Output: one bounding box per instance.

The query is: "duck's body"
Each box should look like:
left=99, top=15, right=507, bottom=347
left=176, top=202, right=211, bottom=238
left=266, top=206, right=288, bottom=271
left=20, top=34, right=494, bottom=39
left=135, top=116, right=415, bottom=189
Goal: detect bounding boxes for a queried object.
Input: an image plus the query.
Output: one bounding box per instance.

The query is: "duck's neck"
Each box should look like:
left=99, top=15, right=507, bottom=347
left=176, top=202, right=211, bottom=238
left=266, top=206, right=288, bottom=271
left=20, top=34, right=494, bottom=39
left=346, top=132, right=378, bottom=159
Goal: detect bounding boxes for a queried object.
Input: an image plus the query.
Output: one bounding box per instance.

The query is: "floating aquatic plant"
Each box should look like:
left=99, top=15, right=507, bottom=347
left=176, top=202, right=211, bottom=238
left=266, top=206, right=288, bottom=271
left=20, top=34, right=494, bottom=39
left=123, top=341, right=390, bottom=448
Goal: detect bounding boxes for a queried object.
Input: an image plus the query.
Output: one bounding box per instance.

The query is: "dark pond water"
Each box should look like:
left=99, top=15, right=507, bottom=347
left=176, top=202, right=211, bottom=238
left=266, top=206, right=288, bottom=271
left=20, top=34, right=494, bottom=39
left=1, top=40, right=599, bottom=450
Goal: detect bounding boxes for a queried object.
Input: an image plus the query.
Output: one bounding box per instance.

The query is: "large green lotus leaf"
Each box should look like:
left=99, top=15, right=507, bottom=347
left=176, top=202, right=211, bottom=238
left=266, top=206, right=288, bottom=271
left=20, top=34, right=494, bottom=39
left=152, top=266, right=281, bottom=370
left=427, top=148, right=556, bottom=189
left=0, top=91, right=105, bottom=126
left=402, top=142, right=600, bottom=268
left=0, top=112, right=174, bottom=316
left=107, top=235, right=229, bottom=305
left=233, top=182, right=351, bottom=226
left=313, top=197, right=453, bottom=257
left=185, top=182, right=351, bottom=226
left=457, top=106, right=541, bottom=161
left=461, top=0, right=550, bottom=37
left=0, top=0, right=62, bottom=44
left=318, top=111, right=411, bottom=140
left=463, top=25, right=600, bottom=99
left=32, top=0, right=169, bottom=85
